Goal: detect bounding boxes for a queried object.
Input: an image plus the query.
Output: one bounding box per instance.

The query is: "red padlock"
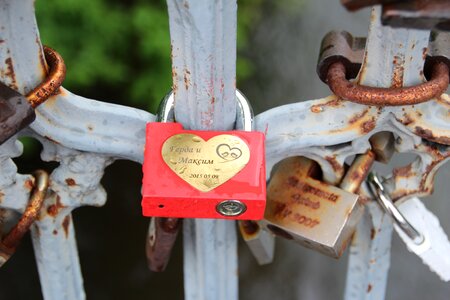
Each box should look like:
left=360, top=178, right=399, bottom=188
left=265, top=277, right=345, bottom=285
left=142, top=91, right=266, bottom=220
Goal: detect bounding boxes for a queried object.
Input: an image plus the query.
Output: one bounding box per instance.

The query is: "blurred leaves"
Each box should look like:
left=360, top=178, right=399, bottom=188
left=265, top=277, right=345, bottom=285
left=36, top=0, right=270, bottom=113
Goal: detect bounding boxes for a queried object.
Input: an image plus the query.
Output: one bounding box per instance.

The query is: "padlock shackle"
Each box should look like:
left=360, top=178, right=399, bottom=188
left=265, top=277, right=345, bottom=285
left=368, top=172, right=424, bottom=245
left=1, top=170, right=49, bottom=250
left=157, top=90, right=253, bottom=131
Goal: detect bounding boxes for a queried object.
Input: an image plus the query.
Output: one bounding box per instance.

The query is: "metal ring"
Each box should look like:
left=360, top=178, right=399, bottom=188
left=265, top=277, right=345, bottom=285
left=367, top=172, right=424, bottom=245
left=157, top=90, right=254, bottom=131
left=326, top=61, right=449, bottom=106
left=1, top=170, right=49, bottom=250
left=25, top=46, right=66, bottom=108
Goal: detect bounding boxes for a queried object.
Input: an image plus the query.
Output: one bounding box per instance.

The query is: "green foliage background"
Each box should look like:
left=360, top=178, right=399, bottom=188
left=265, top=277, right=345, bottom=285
left=35, top=0, right=266, bottom=113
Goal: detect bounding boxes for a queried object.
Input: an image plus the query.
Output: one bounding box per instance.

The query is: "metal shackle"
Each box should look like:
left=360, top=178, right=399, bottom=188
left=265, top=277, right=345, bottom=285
left=156, top=90, right=254, bottom=131
left=0, top=170, right=49, bottom=266
left=367, top=173, right=424, bottom=245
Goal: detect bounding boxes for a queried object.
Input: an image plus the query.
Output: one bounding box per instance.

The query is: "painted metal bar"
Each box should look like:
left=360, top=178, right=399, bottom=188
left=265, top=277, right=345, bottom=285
left=32, top=147, right=111, bottom=300
left=344, top=202, right=394, bottom=300
left=167, top=0, right=237, bottom=130
left=344, top=7, right=431, bottom=300
left=31, top=209, right=85, bottom=300
left=166, top=1, right=239, bottom=299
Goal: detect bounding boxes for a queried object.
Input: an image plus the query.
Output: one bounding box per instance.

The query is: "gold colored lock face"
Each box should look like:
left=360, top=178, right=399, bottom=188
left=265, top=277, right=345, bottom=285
left=264, top=156, right=361, bottom=258
left=162, top=133, right=250, bottom=192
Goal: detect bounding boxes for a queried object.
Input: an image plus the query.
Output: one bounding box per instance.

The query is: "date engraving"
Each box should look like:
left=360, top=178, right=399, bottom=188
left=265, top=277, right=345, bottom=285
left=162, top=133, right=250, bottom=192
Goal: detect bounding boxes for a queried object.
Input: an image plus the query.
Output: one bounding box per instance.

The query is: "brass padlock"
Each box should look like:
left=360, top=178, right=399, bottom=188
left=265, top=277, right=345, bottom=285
left=262, top=152, right=375, bottom=258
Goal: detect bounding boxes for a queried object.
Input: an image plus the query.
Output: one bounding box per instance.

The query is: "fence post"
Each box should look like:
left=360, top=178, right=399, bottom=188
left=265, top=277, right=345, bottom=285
left=166, top=1, right=239, bottom=299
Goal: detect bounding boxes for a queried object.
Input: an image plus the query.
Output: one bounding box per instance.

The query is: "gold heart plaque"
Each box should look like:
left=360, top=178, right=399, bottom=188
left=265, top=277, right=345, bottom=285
left=162, top=134, right=251, bottom=192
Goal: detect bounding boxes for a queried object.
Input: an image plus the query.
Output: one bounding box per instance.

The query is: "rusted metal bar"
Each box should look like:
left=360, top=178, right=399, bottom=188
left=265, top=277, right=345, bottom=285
left=26, top=46, right=66, bottom=108
left=342, top=0, right=450, bottom=30
left=326, top=61, right=449, bottom=106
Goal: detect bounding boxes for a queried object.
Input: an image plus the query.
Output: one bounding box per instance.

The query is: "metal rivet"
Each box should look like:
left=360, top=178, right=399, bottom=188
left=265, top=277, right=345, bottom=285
left=216, top=200, right=247, bottom=217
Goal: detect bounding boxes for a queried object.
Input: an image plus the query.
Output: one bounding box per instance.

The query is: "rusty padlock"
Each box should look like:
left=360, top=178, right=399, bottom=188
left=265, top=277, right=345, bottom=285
left=0, top=46, right=65, bottom=145
left=141, top=90, right=266, bottom=220
left=0, top=170, right=49, bottom=266
left=262, top=150, right=387, bottom=257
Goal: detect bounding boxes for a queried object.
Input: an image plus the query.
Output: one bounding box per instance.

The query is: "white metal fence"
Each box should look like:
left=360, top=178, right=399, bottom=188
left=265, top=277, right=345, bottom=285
left=0, top=1, right=449, bottom=299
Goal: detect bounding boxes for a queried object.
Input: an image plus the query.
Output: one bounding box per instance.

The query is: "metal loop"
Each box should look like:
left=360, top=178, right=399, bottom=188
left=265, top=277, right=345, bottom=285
left=157, top=90, right=254, bottom=131
left=25, top=46, right=66, bottom=108
left=326, top=61, right=449, bottom=106
left=1, top=170, right=49, bottom=251
left=367, top=172, right=424, bottom=245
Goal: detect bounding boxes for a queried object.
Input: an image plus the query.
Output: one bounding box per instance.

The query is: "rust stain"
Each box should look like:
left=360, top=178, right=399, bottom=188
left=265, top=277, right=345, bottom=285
left=370, top=228, right=376, bottom=240
left=172, top=67, right=178, bottom=92
left=65, top=178, right=76, bottom=186
left=240, top=220, right=259, bottom=235
left=310, top=105, right=323, bottom=113
left=392, top=140, right=450, bottom=201
left=325, top=155, right=344, bottom=174
left=310, top=96, right=342, bottom=113
left=393, top=164, right=414, bottom=178
left=46, top=195, right=65, bottom=217
left=391, top=55, right=404, bottom=88
left=401, top=113, right=414, bottom=125
left=415, top=126, right=450, bottom=145
left=24, top=178, right=34, bottom=191
left=358, top=195, right=370, bottom=205
left=53, top=229, right=58, bottom=235
left=367, top=284, right=372, bottom=293
left=361, top=117, right=376, bottom=134
left=349, top=109, right=369, bottom=124
left=287, top=176, right=299, bottom=187
left=184, top=68, right=190, bottom=90
left=62, top=215, right=70, bottom=238
left=44, top=135, right=60, bottom=145
left=4, top=57, right=17, bottom=89
left=422, top=47, right=428, bottom=60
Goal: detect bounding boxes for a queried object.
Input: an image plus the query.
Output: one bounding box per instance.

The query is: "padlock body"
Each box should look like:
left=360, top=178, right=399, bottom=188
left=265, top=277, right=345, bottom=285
left=142, top=122, right=266, bottom=220
left=0, top=82, right=35, bottom=145
left=262, top=157, right=363, bottom=258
